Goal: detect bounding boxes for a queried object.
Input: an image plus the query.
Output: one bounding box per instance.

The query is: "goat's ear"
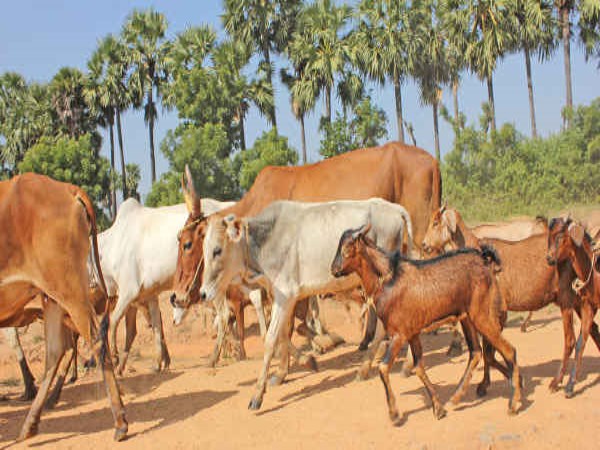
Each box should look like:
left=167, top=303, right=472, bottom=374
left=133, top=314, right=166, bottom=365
left=224, top=215, right=243, bottom=243
left=442, top=209, right=457, bottom=233
left=568, top=222, right=585, bottom=247
left=353, top=222, right=372, bottom=240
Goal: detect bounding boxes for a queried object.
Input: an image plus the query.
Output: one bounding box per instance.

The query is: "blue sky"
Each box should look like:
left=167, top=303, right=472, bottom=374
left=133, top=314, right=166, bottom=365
left=1, top=0, right=599, bottom=197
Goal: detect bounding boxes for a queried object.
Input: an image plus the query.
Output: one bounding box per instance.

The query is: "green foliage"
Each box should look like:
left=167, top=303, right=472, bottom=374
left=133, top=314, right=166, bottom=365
left=236, top=129, right=298, bottom=190
left=443, top=98, right=600, bottom=221
left=18, top=134, right=112, bottom=223
left=320, top=95, right=388, bottom=158
left=146, top=123, right=240, bottom=206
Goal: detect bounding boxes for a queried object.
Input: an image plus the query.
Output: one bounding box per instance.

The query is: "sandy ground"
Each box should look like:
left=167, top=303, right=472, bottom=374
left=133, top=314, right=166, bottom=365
left=1, top=298, right=600, bottom=450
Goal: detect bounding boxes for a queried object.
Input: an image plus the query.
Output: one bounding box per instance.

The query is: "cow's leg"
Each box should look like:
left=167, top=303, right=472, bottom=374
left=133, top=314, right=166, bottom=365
left=117, top=307, right=137, bottom=376
left=520, top=311, right=533, bottom=333
left=45, top=329, right=77, bottom=409
left=208, top=299, right=229, bottom=367
left=550, top=306, right=576, bottom=392
left=308, top=296, right=325, bottom=335
left=109, top=292, right=134, bottom=368
left=68, top=333, right=79, bottom=384
left=249, top=294, right=289, bottom=410
left=233, top=299, right=247, bottom=361
left=357, top=318, right=386, bottom=381
left=148, top=297, right=170, bottom=372
left=18, top=301, right=67, bottom=440
left=270, top=307, right=297, bottom=386
left=4, top=328, right=37, bottom=401
left=249, top=289, right=268, bottom=338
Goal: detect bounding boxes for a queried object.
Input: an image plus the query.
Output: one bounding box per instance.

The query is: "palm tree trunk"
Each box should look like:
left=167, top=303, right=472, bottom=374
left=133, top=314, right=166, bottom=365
left=148, top=89, right=156, bottom=183
left=452, top=79, right=460, bottom=129
left=487, top=75, right=497, bottom=133
left=560, top=5, right=573, bottom=128
left=324, top=86, right=332, bottom=125
left=109, top=119, right=117, bottom=220
left=240, top=114, right=246, bottom=151
left=524, top=44, right=538, bottom=139
left=300, top=113, right=307, bottom=164
left=116, top=108, right=127, bottom=199
left=393, top=74, right=405, bottom=144
left=264, top=48, right=277, bottom=129
left=433, top=101, right=440, bottom=161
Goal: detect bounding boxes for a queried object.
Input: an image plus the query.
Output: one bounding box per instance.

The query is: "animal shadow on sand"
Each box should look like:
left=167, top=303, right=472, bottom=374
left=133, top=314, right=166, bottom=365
left=0, top=388, right=237, bottom=447
left=505, top=314, right=556, bottom=333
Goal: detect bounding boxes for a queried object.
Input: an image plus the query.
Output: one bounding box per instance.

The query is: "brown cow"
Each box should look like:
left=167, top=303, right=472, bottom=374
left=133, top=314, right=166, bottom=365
left=171, top=142, right=441, bottom=364
left=0, top=173, right=127, bottom=441
left=422, top=206, right=600, bottom=393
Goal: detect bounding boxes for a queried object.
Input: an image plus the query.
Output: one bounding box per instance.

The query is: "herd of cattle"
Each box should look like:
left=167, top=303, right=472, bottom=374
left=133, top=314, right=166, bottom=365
left=1, top=141, right=599, bottom=442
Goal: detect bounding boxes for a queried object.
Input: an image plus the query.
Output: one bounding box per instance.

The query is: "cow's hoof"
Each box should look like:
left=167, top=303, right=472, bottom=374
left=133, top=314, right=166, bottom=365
left=388, top=409, right=399, bottom=422
left=305, top=355, right=318, bottom=372
left=19, top=387, right=37, bottom=402
left=476, top=383, right=488, bottom=397
left=358, top=341, right=369, bottom=351
left=564, top=385, right=575, bottom=399
left=508, top=400, right=521, bottom=415
left=68, top=375, right=77, bottom=385
left=248, top=397, right=263, bottom=410
left=434, top=406, right=447, bottom=420
left=114, top=426, right=128, bottom=442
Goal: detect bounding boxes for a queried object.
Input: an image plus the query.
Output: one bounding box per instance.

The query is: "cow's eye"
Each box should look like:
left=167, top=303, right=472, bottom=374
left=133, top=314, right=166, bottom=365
left=183, top=241, right=192, bottom=251
left=213, top=247, right=222, bottom=258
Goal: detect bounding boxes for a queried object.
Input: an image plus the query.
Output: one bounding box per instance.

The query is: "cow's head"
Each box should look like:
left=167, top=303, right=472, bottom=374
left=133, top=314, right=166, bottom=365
left=331, top=223, right=372, bottom=278
left=170, top=166, right=208, bottom=325
left=422, top=204, right=458, bottom=255
left=199, top=214, right=246, bottom=304
left=546, top=215, right=585, bottom=266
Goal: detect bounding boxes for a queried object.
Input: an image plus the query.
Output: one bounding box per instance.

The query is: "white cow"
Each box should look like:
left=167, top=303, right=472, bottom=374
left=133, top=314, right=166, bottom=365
left=100, top=198, right=234, bottom=374
left=199, top=198, right=413, bottom=409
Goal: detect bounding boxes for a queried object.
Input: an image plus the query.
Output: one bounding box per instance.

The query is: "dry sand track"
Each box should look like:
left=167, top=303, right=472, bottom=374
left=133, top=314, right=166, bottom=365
left=1, top=300, right=600, bottom=450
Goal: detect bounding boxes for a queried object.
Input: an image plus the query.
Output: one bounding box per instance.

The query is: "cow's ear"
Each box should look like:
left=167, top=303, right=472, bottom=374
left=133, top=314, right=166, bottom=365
left=182, top=165, right=201, bottom=217
left=224, top=215, right=243, bottom=243
left=442, top=209, right=457, bottom=233
left=568, top=222, right=585, bottom=247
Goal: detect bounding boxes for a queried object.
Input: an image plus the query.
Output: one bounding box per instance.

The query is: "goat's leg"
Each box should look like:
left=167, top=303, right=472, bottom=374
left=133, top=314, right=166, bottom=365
left=410, top=336, right=446, bottom=420
left=550, top=306, right=576, bottom=392
left=478, top=326, right=522, bottom=414
left=446, top=323, right=463, bottom=357
left=565, top=301, right=595, bottom=398
left=357, top=319, right=387, bottom=381
left=116, top=306, right=138, bottom=376
left=378, top=334, right=406, bottom=422
left=574, top=301, right=600, bottom=353
left=520, top=311, right=533, bottom=333
left=450, top=319, right=482, bottom=404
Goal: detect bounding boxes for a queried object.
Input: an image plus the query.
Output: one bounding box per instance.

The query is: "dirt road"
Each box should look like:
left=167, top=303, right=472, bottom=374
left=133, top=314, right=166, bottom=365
left=1, top=300, right=599, bottom=450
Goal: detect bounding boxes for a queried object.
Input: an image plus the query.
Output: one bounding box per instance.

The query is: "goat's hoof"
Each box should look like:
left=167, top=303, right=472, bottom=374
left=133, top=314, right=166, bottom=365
left=476, top=383, right=488, bottom=397
left=304, top=355, right=318, bottom=372
left=434, top=406, right=447, bottom=420
left=114, top=426, right=128, bottom=442
left=508, top=401, right=521, bottom=415
left=269, top=374, right=284, bottom=386
left=549, top=379, right=560, bottom=392
left=388, top=410, right=399, bottom=422
left=248, top=397, right=263, bottom=410
left=564, top=385, right=575, bottom=399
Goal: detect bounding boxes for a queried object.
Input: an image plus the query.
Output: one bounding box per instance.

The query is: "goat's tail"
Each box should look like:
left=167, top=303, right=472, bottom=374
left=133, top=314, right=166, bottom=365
left=480, top=244, right=501, bottom=268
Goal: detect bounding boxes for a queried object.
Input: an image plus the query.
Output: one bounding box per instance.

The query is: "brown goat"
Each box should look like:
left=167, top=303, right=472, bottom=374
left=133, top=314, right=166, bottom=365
left=547, top=217, right=600, bottom=397
left=422, top=206, right=600, bottom=393
left=331, top=224, right=521, bottom=422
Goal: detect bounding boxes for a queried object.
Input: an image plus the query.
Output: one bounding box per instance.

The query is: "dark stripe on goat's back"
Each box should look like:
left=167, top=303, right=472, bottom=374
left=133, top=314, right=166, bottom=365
left=400, top=247, right=482, bottom=268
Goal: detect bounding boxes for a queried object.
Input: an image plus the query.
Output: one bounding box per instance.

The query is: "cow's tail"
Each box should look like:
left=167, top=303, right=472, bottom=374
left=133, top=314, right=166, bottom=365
left=431, top=158, right=443, bottom=211
left=402, top=209, right=414, bottom=257
left=74, top=190, right=108, bottom=304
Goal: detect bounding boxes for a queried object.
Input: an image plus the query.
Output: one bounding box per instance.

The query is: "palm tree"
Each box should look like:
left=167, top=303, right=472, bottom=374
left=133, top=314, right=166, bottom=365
left=415, top=0, right=450, bottom=160
left=222, top=0, right=301, bottom=129
left=579, top=0, right=600, bottom=66
left=463, top=0, right=510, bottom=133
left=555, top=0, right=576, bottom=126
left=122, top=8, right=168, bottom=183
left=291, top=0, right=352, bottom=126
left=353, top=0, right=419, bottom=143
left=49, top=67, right=91, bottom=138
left=506, top=0, right=555, bottom=138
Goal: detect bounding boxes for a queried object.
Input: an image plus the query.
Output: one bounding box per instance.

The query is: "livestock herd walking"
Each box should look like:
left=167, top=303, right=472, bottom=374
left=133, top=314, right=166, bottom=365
left=1, top=141, right=599, bottom=443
